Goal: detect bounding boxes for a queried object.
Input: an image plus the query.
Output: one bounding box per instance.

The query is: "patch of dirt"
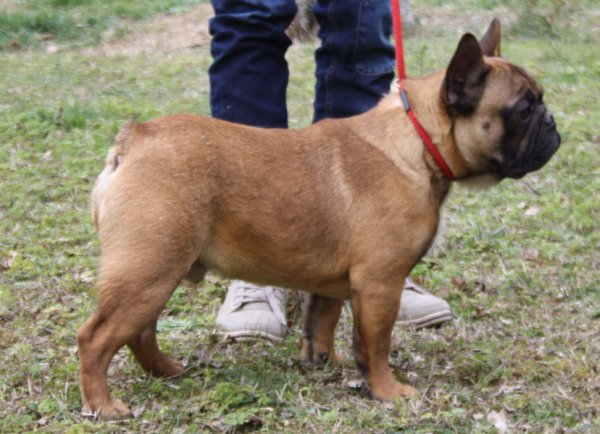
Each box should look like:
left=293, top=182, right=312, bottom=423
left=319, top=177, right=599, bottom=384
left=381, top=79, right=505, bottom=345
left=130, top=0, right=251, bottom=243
left=80, top=2, right=596, bottom=58
left=84, top=2, right=514, bottom=58
left=88, top=4, right=214, bottom=56
left=89, top=2, right=317, bottom=56
left=412, top=4, right=518, bottom=37
left=86, top=2, right=515, bottom=58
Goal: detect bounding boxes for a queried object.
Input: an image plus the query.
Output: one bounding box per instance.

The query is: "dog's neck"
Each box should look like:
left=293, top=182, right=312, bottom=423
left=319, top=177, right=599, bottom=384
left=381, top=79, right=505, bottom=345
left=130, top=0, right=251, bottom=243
left=347, top=71, right=470, bottom=186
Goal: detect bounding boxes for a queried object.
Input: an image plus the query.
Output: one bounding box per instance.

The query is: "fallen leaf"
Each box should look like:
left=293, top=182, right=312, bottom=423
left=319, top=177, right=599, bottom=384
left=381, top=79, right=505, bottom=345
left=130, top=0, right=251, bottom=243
left=46, top=42, right=59, bottom=54
left=74, top=270, right=95, bottom=284
left=522, top=248, right=540, bottom=261
left=345, top=379, right=364, bottom=389
left=524, top=206, right=540, bottom=217
left=487, top=410, right=508, bottom=433
left=451, top=276, right=467, bottom=290
left=436, top=287, right=451, bottom=298
left=0, top=251, right=18, bottom=271
left=382, top=402, right=395, bottom=410
left=131, top=404, right=146, bottom=418
left=0, top=258, right=10, bottom=271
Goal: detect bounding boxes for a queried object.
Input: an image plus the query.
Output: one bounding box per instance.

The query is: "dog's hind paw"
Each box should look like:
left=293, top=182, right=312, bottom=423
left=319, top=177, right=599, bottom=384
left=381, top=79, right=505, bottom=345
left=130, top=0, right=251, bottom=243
left=82, top=398, right=131, bottom=421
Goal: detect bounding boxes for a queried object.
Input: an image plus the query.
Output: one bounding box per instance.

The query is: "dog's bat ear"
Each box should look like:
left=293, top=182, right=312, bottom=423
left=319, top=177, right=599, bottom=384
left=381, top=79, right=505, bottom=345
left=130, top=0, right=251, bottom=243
left=479, top=18, right=501, bottom=57
left=443, top=33, right=490, bottom=116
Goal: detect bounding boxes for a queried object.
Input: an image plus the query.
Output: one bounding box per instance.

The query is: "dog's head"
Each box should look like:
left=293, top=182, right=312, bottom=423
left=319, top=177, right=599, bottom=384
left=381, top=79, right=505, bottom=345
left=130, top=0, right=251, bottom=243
left=443, top=19, right=561, bottom=182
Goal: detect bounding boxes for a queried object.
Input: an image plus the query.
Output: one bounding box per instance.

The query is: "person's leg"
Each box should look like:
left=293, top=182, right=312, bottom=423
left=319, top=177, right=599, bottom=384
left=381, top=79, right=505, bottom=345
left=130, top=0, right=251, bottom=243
left=312, top=0, right=395, bottom=122
left=209, top=0, right=297, bottom=128
left=209, top=0, right=296, bottom=341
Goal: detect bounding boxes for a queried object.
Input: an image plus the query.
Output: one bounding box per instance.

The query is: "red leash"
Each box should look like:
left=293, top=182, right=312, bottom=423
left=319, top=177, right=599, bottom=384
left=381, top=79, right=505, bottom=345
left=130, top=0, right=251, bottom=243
left=390, top=0, right=455, bottom=181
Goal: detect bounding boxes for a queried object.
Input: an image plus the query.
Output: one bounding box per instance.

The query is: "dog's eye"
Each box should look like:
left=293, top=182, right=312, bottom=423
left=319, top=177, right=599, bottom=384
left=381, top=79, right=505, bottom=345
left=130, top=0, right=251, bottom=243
left=516, top=105, right=533, bottom=123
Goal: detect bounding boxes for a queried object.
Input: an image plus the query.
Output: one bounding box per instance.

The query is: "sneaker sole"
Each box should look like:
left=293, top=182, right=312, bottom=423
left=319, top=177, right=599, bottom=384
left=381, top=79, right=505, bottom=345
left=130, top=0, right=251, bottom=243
left=396, top=311, right=453, bottom=329
left=214, top=329, right=285, bottom=344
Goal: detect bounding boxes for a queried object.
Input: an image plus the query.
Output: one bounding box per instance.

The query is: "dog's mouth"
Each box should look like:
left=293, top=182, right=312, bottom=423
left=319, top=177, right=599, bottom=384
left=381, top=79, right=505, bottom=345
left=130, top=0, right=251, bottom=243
left=497, top=106, right=561, bottom=179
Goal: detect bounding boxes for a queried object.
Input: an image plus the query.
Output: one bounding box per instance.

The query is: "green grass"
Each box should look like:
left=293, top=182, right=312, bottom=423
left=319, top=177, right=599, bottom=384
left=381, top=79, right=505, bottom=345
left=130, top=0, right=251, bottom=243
left=1, top=1, right=599, bottom=432
left=0, top=0, right=205, bottom=50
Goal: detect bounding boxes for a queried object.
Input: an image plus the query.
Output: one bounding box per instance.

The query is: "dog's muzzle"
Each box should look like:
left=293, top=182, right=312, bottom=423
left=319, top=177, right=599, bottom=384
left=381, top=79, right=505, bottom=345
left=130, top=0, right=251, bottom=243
left=500, top=105, right=561, bottom=179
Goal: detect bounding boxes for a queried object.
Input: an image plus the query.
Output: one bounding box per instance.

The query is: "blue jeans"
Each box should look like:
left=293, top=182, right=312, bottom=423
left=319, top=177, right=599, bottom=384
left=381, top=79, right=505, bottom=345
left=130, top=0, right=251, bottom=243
left=209, top=0, right=394, bottom=128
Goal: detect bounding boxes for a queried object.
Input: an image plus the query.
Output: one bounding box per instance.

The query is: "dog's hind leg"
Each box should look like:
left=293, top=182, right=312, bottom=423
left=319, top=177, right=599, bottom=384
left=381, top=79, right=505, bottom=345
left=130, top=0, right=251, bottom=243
left=301, top=294, right=344, bottom=365
left=127, top=263, right=205, bottom=377
left=77, top=309, right=132, bottom=420
left=127, top=319, right=186, bottom=378
left=77, top=255, right=191, bottom=420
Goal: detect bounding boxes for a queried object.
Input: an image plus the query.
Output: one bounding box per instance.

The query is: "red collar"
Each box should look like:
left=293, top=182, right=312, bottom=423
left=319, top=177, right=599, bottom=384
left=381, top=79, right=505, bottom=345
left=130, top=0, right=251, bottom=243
left=390, top=0, right=455, bottom=181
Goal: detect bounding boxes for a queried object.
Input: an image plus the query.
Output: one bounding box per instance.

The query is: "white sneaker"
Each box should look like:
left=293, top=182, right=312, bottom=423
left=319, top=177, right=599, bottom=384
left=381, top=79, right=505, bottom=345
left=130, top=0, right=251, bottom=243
left=215, top=278, right=451, bottom=342
left=215, top=280, right=288, bottom=343
left=397, top=279, right=453, bottom=329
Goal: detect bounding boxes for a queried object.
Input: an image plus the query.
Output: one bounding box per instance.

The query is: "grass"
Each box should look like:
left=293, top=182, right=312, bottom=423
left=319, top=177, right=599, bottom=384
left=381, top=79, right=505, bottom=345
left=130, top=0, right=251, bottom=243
left=1, top=0, right=599, bottom=432
left=0, top=0, right=205, bottom=50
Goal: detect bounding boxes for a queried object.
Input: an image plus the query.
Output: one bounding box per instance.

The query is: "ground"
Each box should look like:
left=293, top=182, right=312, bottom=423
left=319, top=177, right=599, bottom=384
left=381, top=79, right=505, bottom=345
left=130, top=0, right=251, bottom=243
left=0, top=0, right=599, bottom=432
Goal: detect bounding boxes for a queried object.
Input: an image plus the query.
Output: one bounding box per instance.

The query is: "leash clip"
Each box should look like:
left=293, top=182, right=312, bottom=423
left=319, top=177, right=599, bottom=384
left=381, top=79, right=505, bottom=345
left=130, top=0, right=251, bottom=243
left=400, top=89, right=411, bottom=113
left=394, top=79, right=411, bottom=113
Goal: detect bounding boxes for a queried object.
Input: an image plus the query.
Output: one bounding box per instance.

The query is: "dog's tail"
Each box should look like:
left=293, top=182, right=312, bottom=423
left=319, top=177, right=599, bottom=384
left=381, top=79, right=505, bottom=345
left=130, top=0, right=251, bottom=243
left=91, top=122, right=138, bottom=229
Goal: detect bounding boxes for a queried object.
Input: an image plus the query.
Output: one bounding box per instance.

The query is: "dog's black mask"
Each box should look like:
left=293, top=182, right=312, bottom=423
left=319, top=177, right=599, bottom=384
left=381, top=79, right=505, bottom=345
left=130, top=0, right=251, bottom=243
left=495, top=91, right=561, bottom=179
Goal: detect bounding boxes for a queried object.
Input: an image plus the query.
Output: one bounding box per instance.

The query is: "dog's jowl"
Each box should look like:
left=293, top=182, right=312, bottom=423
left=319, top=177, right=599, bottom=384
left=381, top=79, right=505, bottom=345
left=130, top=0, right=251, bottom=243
left=77, top=19, right=560, bottom=419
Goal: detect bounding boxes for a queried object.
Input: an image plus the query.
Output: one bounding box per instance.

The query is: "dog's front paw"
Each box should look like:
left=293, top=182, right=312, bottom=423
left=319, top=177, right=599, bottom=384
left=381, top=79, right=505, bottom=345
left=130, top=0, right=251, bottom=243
left=82, top=398, right=131, bottom=421
left=370, top=381, right=419, bottom=401
left=301, top=337, right=346, bottom=367
left=313, top=351, right=346, bottom=366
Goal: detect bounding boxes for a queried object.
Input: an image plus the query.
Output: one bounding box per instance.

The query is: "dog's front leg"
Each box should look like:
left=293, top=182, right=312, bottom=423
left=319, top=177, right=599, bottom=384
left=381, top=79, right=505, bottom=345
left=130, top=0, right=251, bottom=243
left=350, top=278, right=418, bottom=401
left=301, top=294, right=344, bottom=365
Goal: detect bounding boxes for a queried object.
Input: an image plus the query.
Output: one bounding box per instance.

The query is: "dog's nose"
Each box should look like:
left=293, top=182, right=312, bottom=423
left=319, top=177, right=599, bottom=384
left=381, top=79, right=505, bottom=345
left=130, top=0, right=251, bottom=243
left=542, top=109, right=556, bottom=128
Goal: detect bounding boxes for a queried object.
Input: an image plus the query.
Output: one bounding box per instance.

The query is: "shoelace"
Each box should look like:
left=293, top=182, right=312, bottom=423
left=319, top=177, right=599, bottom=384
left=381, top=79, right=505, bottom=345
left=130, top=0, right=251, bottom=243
left=231, top=283, right=288, bottom=328
left=404, top=278, right=429, bottom=295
